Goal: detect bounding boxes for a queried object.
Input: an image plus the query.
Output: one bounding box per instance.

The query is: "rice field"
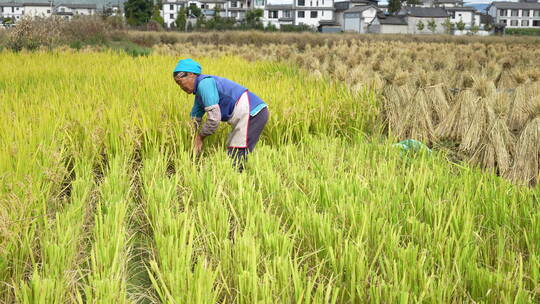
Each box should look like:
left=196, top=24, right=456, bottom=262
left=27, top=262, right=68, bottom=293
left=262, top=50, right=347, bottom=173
left=154, top=37, right=540, bottom=185
left=1, top=50, right=539, bottom=303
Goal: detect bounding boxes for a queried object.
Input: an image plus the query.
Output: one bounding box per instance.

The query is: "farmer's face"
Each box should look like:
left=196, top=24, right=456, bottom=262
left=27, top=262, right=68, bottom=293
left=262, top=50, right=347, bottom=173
left=175, top=73, right=197, bottom=94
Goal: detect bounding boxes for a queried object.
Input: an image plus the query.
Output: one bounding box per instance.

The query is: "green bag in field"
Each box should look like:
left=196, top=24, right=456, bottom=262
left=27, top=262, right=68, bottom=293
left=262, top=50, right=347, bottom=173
left=393, top=139, right=431, bottom=156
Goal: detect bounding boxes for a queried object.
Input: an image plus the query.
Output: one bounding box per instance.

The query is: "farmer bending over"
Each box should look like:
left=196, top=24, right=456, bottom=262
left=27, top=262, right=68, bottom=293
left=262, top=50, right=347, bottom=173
left=173, top=58, right=269, bottom=171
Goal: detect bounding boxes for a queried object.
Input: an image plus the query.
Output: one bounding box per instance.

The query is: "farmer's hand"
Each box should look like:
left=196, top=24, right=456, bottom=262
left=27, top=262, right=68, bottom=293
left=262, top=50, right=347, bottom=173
left=193, top=134, right=204, bottom=156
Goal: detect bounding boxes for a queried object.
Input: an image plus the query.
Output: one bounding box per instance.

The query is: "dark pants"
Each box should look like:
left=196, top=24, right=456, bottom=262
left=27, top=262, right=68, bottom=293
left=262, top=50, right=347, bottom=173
left=227, top=107, right=269, bottom=171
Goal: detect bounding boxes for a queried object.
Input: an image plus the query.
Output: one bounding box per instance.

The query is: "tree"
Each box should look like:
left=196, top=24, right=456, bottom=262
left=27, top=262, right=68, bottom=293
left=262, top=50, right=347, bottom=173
left=442, top=18, right=454, bottom=34
left=124, top=0, right=153, bottom=26
left=245, top=9, right=263, bottom=28
left=427, top=19, right=437, bottom=33
left=175, top=7, right=187, bottom=29
left=388, top=0, right=402, bottom=14
left=416, top=20, right=425, bottom=32
left=150, top=4, right=164, bottom=26
left=470, top=24, right=480, bottom=34
left=456, top=19, right=465, bottom=31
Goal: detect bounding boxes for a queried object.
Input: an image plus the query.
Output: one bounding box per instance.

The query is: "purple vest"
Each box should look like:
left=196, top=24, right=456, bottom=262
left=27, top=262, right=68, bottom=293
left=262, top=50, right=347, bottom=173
left=194, top=74, right=265, bottom=122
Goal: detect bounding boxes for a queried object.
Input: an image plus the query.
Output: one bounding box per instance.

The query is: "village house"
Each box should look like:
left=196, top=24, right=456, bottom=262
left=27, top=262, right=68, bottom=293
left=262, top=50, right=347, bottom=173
left=397, top=6, right=448, bottom=34
left=333, top=0, right=377, bottom=26
left=368, top=14, right=407, bottom=33
left=292, top=0, right=335, bottom=28
left=264, top=4, right=293, bottom=28
left=22, top=2, right=52, bottom=18
left=446, top=6, right=479, bottom=28
left=0, top=2, right=24, bottom=22
left=162, top=0, right=187, bottom=28
left=419, top=0, right=463, bottom=8
left=342, top=5, right=378, bottom=33
left=487, top=0, right=540, bottom=28
left=54, top=3, right=96, bottom=19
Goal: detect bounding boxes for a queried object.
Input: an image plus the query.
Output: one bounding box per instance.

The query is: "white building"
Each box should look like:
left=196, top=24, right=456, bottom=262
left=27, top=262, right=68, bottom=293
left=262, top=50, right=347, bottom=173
left=199, top=0, right=227, bottom=18
left=162, top=0, right=188, bottom=28
left=446, top=6, right=479, bottom=28
left=0, top=2, right=24, bottom=22
left=342, top=5, right=378, bottom=33
left=264, top=4, right=293, bottom=28
left=54, top=3, right=96, bottom=19
left=400, top=7, right=449, bottom=33
left=225, top=0, right=265, bottom=21
left=294, top=0, right=334, bottom=28
left=57, top=3, right=96, bottom=16
left=368, top=14, right=408, bottom=33
left=22, top=2, right=52, bottom=18
left=419, top=0, right=462, bottom=8
left=334, top=0, right=377, bottom=28
left=487, top=1, right=540, bottom=28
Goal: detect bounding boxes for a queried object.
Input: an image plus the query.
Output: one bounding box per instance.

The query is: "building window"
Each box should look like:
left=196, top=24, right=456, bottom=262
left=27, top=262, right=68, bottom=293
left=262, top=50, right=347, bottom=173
left=534, top=10, right=540, bottom=17
left=523, top=10, right=530, bottom=17
left=316, top=1, right=318, bottom=6
left=310, top=1, right=312, bottom=6
left=322, top=10, right=324, bottom=16
left=231, top=1, right=237, bottom=7
left=511, top=9, right=518, bottom=16
left=500, top=19, right=507, bottom=25
left=47, top=9, right=51, bottom=13
left=231, top=11, right=237, bottom=17
left=298, top=10, right=305, bottom=17
left=170, top=4, right=174, bottom=10
left=499, top=9, right=506, bottom=17
left=522, top=20, right=529, bottom=27
left=310, top=10, right=317, bottom=18
left=170, top=13, right=174, bottom=18
left=298, top=0, right=305, bottom=6
left=510, top=20, right=518, bottom=26
left=269, top=10, right=278, bottom=18
left=283, top=10, right=291, bottom=18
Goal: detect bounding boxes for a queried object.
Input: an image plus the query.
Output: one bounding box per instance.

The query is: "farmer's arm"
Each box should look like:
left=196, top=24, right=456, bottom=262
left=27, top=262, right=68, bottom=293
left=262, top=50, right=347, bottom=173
left=190, top=99, right=204, bottom=129
left=197, top=78, right=221, bottom=138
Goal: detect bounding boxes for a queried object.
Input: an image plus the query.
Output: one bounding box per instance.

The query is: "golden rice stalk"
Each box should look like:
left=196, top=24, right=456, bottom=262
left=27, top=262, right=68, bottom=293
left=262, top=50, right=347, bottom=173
left=508, top=85, right=540, bottom=133
left=472, top=76, right=496, bottom=99
left=460, top=98, right=490, bottom=154
left=423, top=84, right=449, bottom=124
left=495, top=69, right=517, bottom=89
left=383, top=85, right=434, bottom=142
left=435, top=90, right=479, bottom=141
left=408, top=89, right=435, bottom=143
left=509, top=117, right=540, bottom=186
left=488, top=115, right=515, bottom=177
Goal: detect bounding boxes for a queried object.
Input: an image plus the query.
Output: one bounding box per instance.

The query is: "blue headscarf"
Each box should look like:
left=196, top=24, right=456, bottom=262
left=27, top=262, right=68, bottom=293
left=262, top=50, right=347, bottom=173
left=173, top=58, right=202, bottom=75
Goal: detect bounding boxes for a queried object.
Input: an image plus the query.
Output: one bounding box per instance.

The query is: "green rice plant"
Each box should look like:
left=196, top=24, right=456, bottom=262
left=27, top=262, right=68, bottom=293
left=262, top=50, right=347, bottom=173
left=142, top=151, right=220, bottom=303
left=15, top=160, right=95, bottom=303
left=82, top=154, right=132, bottom=303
